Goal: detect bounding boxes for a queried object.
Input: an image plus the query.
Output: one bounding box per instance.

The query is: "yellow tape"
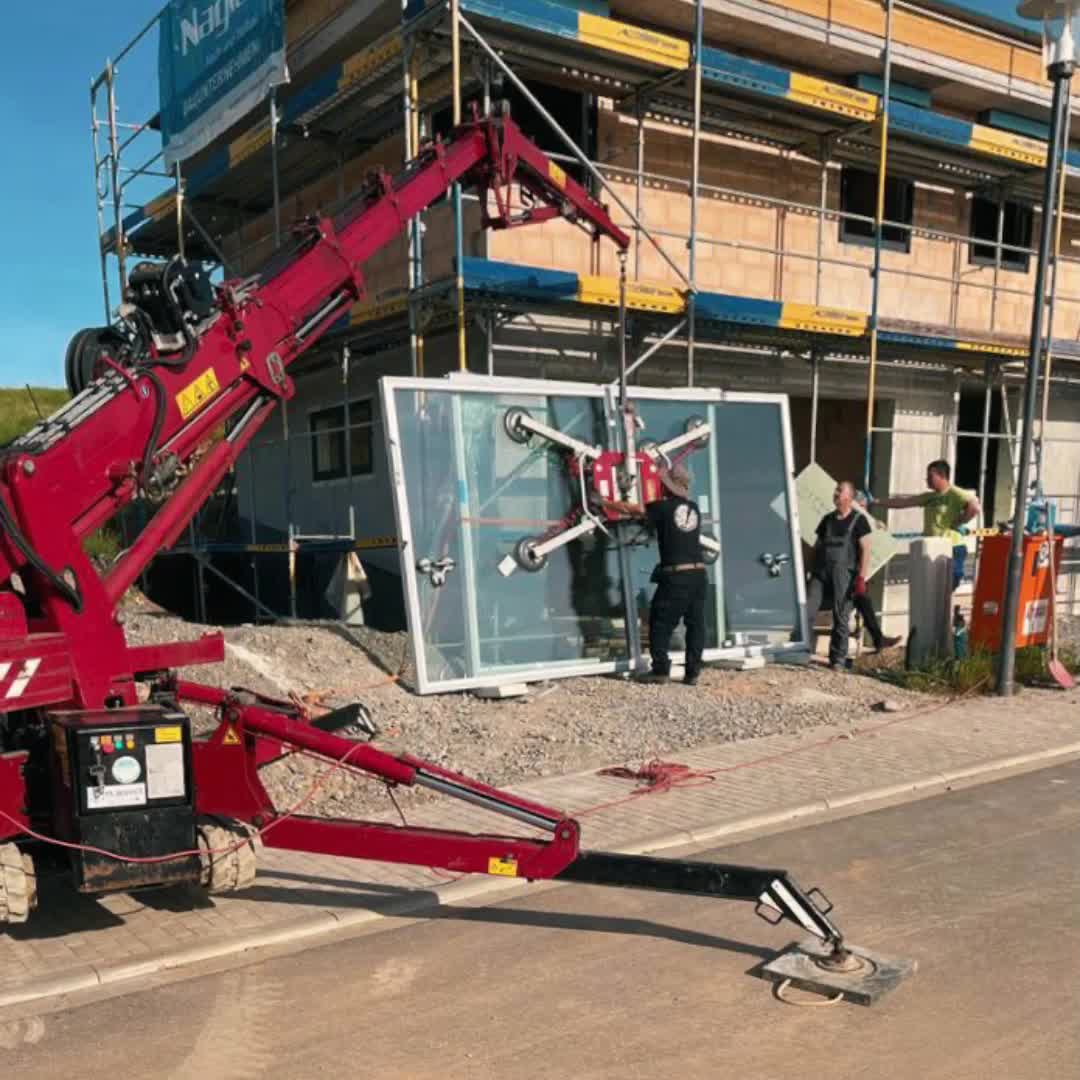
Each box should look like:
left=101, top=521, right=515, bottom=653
left=779, top=303, right=867, bottom=337
left=243, top=536, right=398, bottom=553
left=175, top=367, right=221, bottom=420
left=146, top=191, right=176, bottom=224
left=351, top=295, right=410, bottom=325
left=549, top=161, right=568, bottom=190
left=229, top=119, right=273, bottom=167
left=956, top=341, right=1028, bottom=358
left=487, top=856, right=519, bottom=877
left=341, top=34, right=403, bottom=86
left=967, top=124, right=1046, bottom=167
left=577, top=13, right=689, bottom=70
left=787, top=74, right=877, bottom=122
left=354, top=536, right=398, bottom=550
left=577, top=275, right=686, bottom=315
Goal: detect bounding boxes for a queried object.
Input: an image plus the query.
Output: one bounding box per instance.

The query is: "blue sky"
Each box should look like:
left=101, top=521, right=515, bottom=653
left=0, top=4, right=160, bottom=388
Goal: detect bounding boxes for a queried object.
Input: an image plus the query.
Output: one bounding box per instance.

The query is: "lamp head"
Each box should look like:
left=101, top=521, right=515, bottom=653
left=1018, top=1, right=1080, bottom=72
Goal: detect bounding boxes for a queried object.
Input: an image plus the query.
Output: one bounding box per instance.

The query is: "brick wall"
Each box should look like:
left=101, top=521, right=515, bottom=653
left=217, top=97, right=1080, bottom=344
left=485, top=104, right=1078, bottom=343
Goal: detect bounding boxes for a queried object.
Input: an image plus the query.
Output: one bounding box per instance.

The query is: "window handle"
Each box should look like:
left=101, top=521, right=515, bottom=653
left=759, top=552, right=791, bottom=578
left=417, top=556, right=456, bottom=588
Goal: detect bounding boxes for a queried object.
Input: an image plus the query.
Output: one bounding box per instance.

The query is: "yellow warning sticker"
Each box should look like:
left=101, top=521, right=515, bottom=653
left=155, top=726, right=182, bottom=743
left=176, top=367, right=221, bottom=420
left=548, top=161, right=567, bottom=190
left=487, top=856, right=518, bottom=877
left=222, top=725, right=242, bottom=747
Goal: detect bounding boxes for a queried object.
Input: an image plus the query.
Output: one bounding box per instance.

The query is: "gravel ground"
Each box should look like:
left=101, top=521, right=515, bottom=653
left=121, top=605, right=936, bottom=819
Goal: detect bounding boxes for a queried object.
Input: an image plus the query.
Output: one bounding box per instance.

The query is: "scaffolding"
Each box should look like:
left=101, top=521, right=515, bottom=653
left=88, top=0, right=1080, bottom=624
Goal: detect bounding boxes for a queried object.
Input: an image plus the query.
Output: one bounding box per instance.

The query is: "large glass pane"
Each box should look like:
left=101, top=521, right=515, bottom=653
left=621, top=398, right=724, bottom=656
left=390, top=387, right=627, bottom=689
left=460, top=390, right=627, bottom=672
left=390, top=389, right=470, bottom=685
left=386, top=381, right=806, bottom=692
left=712, top=401, right=803, bottom=645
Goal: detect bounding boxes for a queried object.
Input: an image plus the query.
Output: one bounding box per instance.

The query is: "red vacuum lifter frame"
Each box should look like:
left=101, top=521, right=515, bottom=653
left=0, top=111, right=848, bottom=969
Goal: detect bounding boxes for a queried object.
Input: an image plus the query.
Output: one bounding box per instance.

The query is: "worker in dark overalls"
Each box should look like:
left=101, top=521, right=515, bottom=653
left=806, top=480, right=872, bottom=671
left=602, top=461, right=706, bottom=686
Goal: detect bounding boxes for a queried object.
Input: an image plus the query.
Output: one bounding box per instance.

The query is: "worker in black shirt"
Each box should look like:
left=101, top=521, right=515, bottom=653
left=604, top=461, right=706, bottom=686
left=807, top=480, right=872, bottom=671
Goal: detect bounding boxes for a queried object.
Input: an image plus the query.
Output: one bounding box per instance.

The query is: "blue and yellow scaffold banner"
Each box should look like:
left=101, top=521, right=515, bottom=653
left=158, top=0, right=286, bottom=168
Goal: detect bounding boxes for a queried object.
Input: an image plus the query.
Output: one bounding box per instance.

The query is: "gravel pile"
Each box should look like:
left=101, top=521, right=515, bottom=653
left=121, top=608, right=935, bottom=819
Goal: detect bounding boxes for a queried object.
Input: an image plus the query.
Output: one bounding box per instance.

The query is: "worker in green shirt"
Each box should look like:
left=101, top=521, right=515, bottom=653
left=870, top=459, right=980, bottom=587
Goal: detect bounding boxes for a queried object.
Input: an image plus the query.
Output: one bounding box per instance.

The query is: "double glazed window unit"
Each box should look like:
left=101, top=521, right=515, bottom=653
left=310, top=398, right=376, bottom=483
left=968, top=197, right=1033, bottom=273
left=381, top=376, right=810, bottom=694
left=838, top=167, right=915, bottom=254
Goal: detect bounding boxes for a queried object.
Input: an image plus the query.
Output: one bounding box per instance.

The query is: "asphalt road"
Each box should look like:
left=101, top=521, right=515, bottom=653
left=7, top=763, right=1079, bottom=1080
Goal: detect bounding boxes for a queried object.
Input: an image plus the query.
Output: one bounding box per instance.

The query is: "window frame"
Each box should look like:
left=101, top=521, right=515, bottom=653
left=309, top=396, right=377, bottom=485
left=838, top=166, right=915, bottom=255
left=968, top=196, right=1033, bottom=274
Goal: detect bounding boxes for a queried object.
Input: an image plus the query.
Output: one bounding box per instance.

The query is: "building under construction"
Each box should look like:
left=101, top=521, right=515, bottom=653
left=93, top=0, right=1080, bottom=640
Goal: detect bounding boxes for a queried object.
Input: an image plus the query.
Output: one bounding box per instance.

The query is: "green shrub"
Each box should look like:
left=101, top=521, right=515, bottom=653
left=879, top=643, right=1077, bottom=696
left=84, top=528, right=121, bottom=564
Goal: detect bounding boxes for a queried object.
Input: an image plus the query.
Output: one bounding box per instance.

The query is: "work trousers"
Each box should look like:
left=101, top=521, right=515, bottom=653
left=805, top=567, right=854, bottom=667
left=649, top=570, right=706, bottom=678
left=854, top=592, right=885, bottom=649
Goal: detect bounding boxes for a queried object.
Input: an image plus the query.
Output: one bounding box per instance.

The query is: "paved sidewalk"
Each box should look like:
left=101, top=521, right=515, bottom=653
left=2, top=685, right=1077, bottom=1009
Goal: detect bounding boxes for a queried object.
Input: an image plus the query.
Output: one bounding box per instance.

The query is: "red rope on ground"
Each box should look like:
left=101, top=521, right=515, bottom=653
left=578, top=682, right=984, bottom=821
left=596, top=760, right=714, bottom=796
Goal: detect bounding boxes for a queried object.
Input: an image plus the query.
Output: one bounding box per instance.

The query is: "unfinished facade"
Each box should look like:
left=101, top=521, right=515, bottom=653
left=94, top=0, right=1080, bottom=635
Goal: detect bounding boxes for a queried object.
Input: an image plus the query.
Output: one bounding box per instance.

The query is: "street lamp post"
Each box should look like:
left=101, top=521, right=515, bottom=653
left=996, top=1, right=1078, bottom=695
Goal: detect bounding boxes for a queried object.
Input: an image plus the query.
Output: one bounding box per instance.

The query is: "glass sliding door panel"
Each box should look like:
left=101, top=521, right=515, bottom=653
left=711, top=400, right=804, bottom=646
left=383, top=379, right=806, bottom=693
left=620, top=398, right=724, bottom=655
left=386, top=385, right=626, bottom=691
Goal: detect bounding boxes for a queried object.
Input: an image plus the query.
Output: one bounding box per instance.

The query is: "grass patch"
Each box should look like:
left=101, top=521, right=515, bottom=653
left=84, top=528, right=121, bottom=565
left=0, top=386, right=120, bottom=567
left=877, top=644, right=1080, bottom=696
left=0, top=387, right=69, bottom=445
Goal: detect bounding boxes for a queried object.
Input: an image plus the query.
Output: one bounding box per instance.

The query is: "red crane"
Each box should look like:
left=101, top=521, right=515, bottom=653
left=0, top=111, right=852, bottom=983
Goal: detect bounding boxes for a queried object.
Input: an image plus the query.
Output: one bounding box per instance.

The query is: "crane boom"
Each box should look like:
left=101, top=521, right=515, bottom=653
left=0, top=112, right=629, bottom=713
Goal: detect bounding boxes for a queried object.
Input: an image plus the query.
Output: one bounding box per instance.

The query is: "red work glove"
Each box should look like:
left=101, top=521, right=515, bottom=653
left=854, top=574, right=867, bottom=597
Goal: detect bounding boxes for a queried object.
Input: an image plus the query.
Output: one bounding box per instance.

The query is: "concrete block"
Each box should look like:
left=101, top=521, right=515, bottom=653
left=908, top=537, right=953, bottom=666
left=772, top=651, right=811, bottom=666
left=711, top=656, right=767, bottom=671
left=474, top=683, right=530, bottom=699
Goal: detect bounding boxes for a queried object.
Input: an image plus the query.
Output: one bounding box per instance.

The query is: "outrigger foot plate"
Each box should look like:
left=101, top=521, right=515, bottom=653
left=754, top=937, right=916, bottom=1006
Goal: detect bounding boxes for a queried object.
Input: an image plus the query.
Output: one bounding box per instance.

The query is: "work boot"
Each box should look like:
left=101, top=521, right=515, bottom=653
left=637, top=672, right=670, bottom=685
left=683, top=671, right=700, bottom=687
left=875, top=635, right=902, bottom=652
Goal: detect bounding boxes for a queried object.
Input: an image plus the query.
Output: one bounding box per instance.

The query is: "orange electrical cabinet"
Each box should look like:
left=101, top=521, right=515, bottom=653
left=970, top=534, right=1065, bottom=652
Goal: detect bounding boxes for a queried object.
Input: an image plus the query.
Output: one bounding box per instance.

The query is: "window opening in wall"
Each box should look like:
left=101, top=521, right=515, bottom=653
left=432, top=79, right=595, bottom=186
left=838, top=167, right=914, bottom=253
left=956, top=390, right=1002, bottom=524
left=310, top=397, right=376, bottom=483
left=969, top=197, right=1033, bottom=273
